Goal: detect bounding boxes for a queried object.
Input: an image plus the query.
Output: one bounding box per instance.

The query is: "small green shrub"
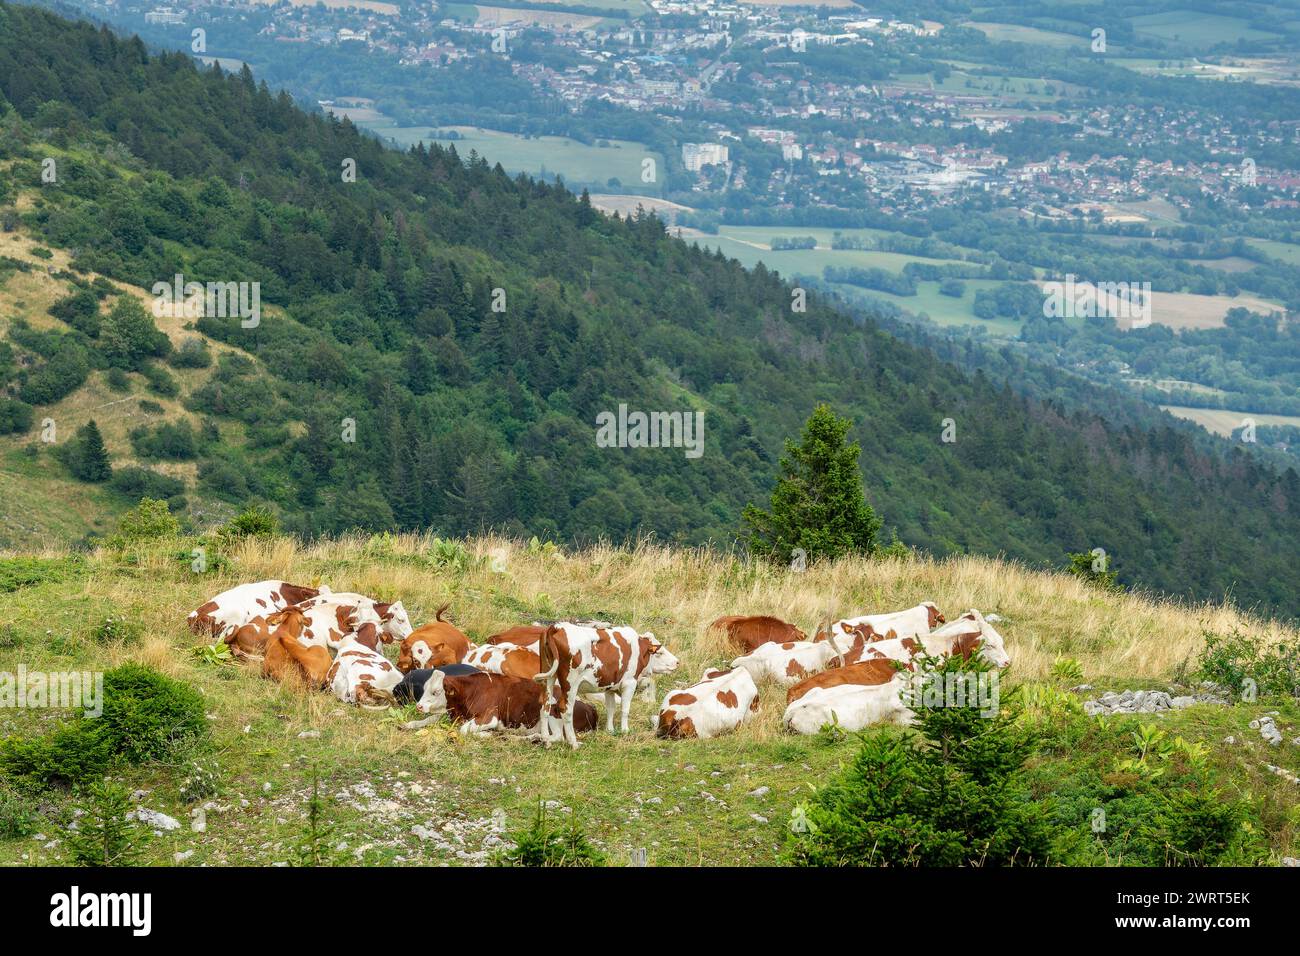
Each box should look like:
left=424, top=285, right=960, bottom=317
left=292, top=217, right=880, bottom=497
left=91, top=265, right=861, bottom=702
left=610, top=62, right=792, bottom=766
left=109, top=497, right=181, bottom=546
left=66, top=781, right=150, bottom=866
left=222, top=504, right=278, bottom=539
left=0, top=782, right=38, bottom=838
left=1198, top=628, right=1300, bottom=699
left=0, top=663, right=209, bottom=788
left=785, top=656, right=1052, bottom=866
left=0, top=556, right=81, bottom=593
left=494, top=804, right=606, bottom=867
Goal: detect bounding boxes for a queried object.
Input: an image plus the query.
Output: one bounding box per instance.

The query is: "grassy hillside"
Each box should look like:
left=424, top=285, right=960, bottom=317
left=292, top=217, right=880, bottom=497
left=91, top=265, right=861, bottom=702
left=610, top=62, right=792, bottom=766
left=1, top=533, right=1298, bottom=866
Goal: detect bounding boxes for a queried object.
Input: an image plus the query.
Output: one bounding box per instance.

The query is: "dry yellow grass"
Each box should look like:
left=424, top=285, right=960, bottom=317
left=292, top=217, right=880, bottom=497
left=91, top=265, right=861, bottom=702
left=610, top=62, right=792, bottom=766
left=59, top=530, right=1296, bottom=689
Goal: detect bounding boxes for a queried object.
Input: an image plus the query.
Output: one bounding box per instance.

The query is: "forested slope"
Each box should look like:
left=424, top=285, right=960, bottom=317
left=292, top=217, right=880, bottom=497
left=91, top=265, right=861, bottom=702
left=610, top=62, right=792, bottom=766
left=0, top=3, right=1297, bottom=613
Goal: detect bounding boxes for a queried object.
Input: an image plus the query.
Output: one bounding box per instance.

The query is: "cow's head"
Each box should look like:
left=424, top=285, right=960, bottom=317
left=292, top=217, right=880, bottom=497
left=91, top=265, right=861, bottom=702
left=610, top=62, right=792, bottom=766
left=640, top=634, right=680, bottom=677
left=970, top=611, right=1011, bottom=668
left=267, top=606, right=307, bottom=638
left=924, top=602, right=945, bottom=629
left=396, top=633, right=428, bottom=673
left=416, top=669, right=448, bottom=716
left=375, top=601, right=413, bottom=642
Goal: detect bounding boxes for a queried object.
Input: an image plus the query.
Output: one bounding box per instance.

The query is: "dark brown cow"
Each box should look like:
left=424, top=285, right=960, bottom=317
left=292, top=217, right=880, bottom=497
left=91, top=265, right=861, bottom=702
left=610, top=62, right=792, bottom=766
left=415, top=671, right=598, bottom=736
left=709, top=615, right=807, bottom=653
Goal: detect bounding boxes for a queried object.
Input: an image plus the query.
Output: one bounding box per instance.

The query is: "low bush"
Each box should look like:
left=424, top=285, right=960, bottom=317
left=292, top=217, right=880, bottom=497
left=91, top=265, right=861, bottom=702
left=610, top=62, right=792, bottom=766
left=494, top=804, right=605, bottom=867
left=1197, top=628, right=1300, bottom=699
left=0, top=663, right=209, bottom=788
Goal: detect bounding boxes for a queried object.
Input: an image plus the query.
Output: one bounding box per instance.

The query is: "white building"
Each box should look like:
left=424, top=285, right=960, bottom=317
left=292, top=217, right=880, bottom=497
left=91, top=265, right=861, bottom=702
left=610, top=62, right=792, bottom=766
left=682, top=142, right=729, bottom=172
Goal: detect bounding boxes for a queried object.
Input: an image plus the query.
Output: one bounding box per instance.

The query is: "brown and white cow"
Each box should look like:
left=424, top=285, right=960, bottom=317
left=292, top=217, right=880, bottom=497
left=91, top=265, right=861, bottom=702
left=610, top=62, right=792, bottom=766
left=814, top=601, right=944, bottom=645
left=416, top=670, right=598, bottom=737
left=293, top=592, right=413, bottom=651
left=858, top=610, right=1010, bottom=669
left=730, top=632, right=849, bottom=686
left=396, top=604, right=472, bottom=672
left=533, top=623, right=680, bottom=748
left=464, top=642, right=542, bottom=680
left=657, top=667, right=759, bottom=740
left=327, top=628, right=403, bottom=708
left=783, top=660, right=913, bottom=735
left=187, top=580, right=320, bottom=639
left=261, top=608, right=333, bottom=688
left=708, top=615, right=808, bottom=653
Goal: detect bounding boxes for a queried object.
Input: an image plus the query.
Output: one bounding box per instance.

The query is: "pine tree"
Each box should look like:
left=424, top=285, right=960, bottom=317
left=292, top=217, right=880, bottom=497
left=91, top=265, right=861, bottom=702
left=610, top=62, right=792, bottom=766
left=742, top=404, right=881, bottom=564
left=66, top=780, right=149, bottom=866
left=69, top=419, right=112, bottom=482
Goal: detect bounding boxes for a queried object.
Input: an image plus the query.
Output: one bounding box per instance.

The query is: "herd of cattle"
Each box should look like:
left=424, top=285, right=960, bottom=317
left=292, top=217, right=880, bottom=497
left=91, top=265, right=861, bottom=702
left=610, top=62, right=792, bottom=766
left=187, top=581, right=1012, bottom=748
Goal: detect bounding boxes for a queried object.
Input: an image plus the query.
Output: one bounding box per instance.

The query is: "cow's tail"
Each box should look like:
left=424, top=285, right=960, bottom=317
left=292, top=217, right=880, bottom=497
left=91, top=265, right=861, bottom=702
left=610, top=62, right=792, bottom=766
left=435, top=602, right=451, bottom=623
left=813, top=614, right=833, bottom=643
left=533, top=625, right=559, bottom=684
left=827, top=630, right=846, bottom=669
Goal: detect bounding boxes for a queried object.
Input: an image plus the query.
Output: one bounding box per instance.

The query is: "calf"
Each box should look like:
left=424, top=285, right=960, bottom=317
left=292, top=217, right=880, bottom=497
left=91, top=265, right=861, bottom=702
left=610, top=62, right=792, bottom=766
left=814, top=601, right=943, bottom=644
left=709, top=615, right=807, bottom=653
left=260, top=608, right=332, bottom=688
left=464, top=642, right=542, bottom=680
left=188, top=580, right=319, bottom=639
left=416, top=670, right=598, bottom=737
left=393, top=663, right=482, bottom=704
left=731, top=633, right=849, bottom=686
left=396, top=604, right=471, bottom=672
left=326, top=630, right=402, bottom=708
left=534, top=623, right=680, bottom=748
left=657, top=667, right=759, bottom=740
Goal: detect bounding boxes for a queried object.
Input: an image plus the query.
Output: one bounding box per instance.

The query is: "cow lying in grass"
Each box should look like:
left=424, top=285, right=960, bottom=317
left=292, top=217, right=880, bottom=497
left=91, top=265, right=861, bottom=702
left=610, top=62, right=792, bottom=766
left=709, top=615, right=807, bottom=653
left=260, top=607, right=333, bottom=688
left=534, top=623, right=680, bottom=748
left=657, top=667, right=759, bottom=739
left=814, top=601, right=943, bottom=645
left=188, top=579, right=320, bottom=640
left=414, top=670, right=598, bottom=737
left=327, top=627, right=403, bottom=708
left=782, top=659, right=912, bottom=735
left=731, top=632, right=850, bottom=686
left=295, top=590, right=414, bottom=649
left=393, top=663, right=482, bottom=704
left=396, top=604, right=471, bottom=671
left=858, top=611, right=1011, bottom=669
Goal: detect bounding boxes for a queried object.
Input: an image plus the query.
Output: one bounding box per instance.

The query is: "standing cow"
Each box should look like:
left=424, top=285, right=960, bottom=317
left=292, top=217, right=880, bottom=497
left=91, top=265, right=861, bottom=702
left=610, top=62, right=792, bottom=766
left=533, top=623, right=679, bottom=748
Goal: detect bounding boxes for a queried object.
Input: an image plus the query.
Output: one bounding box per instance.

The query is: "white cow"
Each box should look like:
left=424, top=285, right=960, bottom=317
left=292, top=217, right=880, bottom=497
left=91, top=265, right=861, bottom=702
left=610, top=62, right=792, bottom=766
left=187, top=580, right=320, bottom=639
left=657, top=667, right=759, bottom=739
left=783, top=677, right=913, bottom=735
left=293, top=591, right=413, bottom=648
left=816, top=601, right=943, bottom=645
left=326, top=633, right=403, bottom=707
left=859, top=610, right=1011, bottom=669
left=731, top=633, right=848, bottom=686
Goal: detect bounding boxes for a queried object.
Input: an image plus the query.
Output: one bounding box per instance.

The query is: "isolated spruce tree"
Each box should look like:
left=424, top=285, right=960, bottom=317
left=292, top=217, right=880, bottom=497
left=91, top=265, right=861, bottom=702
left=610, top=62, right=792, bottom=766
left=743, top=404, right=882, bottom=564
left=69, top=420, right=112, bottom=482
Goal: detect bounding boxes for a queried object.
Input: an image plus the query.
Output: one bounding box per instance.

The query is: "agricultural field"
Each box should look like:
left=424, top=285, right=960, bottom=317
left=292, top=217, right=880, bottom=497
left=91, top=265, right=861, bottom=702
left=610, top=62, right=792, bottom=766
left=965, top=22, right=1087, bottom=49
left=362, top=124, right=664, bottom=194
left=1159, top=405, right=1300, bottom=437
left=1, top=534, right=1298, bottom=866
left=1127, top=10, right=1281, bottom=48
left=1247, top=238, right=1300, bottom=264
